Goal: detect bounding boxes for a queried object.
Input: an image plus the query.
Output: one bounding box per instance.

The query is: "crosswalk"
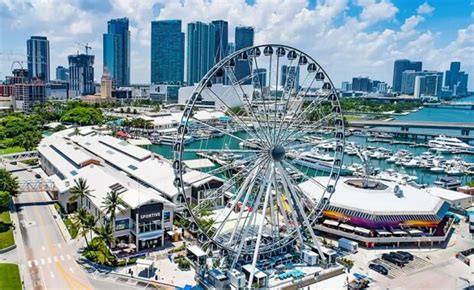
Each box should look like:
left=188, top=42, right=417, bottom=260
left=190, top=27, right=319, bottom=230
left=27, top=255, right=73, bottom=268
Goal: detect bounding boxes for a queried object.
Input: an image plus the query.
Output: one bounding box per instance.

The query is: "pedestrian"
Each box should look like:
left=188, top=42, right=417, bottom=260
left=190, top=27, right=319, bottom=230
left=155, top=274, right=158, bottom=280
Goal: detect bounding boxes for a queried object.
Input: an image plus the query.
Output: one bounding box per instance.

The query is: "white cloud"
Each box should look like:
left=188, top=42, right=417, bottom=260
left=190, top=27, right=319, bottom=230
left=417, top=2, right=434, bottom=15
left=0, top=0, right=472, bottom=90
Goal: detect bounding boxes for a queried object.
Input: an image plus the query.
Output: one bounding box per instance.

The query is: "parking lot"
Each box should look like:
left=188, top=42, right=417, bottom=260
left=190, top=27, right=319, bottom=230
left=370, top=254, right=432, bottom=279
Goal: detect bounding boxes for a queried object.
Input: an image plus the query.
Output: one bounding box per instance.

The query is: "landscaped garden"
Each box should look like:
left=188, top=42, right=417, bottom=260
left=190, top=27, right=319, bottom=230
left=0, top=263, right=22, bottom=290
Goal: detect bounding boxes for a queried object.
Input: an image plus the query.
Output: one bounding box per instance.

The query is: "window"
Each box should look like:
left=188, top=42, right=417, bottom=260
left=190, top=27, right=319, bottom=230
left=164, top=211, right=171, bottom=223
left=115, top=219, right=130, bottom=231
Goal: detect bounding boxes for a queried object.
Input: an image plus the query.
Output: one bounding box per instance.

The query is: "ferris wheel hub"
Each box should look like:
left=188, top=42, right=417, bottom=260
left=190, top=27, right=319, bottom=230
left=271, top=145, right=286, bottom=162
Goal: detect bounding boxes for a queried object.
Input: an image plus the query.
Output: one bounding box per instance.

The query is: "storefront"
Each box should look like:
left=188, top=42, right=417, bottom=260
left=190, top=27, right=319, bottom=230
left=131, top=202, right=165, bottom=251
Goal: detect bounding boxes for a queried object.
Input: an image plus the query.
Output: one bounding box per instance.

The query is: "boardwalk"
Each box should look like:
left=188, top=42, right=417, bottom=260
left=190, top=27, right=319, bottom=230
left=349, top=120, right=474, bottom=130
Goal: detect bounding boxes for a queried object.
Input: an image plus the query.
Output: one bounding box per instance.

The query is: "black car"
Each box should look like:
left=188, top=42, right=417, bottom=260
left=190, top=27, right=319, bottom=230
left=369, top=263, right=388, bottom=275
left=382, top=253, right=406, bottom=267
left=390, top=252, right=410, bottom=263
left=396, top=251, right=414, bottom=261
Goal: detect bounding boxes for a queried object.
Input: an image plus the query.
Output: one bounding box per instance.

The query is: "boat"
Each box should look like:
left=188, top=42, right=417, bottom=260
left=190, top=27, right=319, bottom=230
left=387, top=156, right=398, bottom=163
left=239, top=139, right=260, bottom=149
left=157, top=135, right=193, bottom=145
left=294, top=150, right=351, bottom=175
left=433, top=177, right=461, bottom=190
left=430, top=166, right=445, bottom=173
left=428, top=135, right=473, bottom=151
left=445, top=167, right=464, bottom=176
left=376, top=169, right=417, bottom=183
left=403, top=157, right=421, bottom=168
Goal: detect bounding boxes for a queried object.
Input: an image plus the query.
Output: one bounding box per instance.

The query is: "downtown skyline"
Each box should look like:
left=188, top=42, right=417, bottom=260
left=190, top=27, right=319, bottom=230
left=0, top=0, right=473, bottom=89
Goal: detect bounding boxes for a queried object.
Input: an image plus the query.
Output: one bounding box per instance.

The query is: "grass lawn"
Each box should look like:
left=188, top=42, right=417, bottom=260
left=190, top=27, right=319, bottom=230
left=345, top=115, right=362, bottom=122
left=0, top=263, right=22, bottom=290
left=0, top=146, right=25, bottom=155
left=64, top=217, right=78, bottom=239
left=0, top=211, right=14, bottom=250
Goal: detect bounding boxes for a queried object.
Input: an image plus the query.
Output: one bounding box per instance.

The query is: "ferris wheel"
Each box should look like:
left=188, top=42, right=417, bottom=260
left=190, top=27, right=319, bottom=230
left=173, top=44, right=344, bottom=282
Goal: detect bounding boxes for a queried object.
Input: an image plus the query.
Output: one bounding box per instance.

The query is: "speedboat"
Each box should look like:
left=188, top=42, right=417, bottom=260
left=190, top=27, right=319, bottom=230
left=434, top=177, right=461, bottom=190
left=404, top=157, right=421, bottom=168
left=387, top=156, right=398, bottom=163
left=430, top=166, right=445, bottom=173
left=445, top=167, right=464, bottom=176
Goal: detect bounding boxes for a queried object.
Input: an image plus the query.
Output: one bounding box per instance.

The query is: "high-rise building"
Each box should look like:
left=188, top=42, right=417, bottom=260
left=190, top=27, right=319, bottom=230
left=55, top=66, right=69, bottom=81
left=211, top=20, right=228, bottom=64
left=234, top=26, right=254, bottom=85
left=103, top=18, right=130, bottom=87
left=27, top=36, right=50, bottom=82
left=227, top=42, right=235, bottom=55
left=252, top=68, right=267, bottom=88
left=392, top=59, right=422, bottom=92
left=414, top=72, right=443, bottom=98
left=280, top=65, right=300, bottom=90
left=0, top=68, right=46, bottom=112
left=68, top=54, right=95, bottom=97
left=376, top=82, right=388, bottom=93
left=151, top=20, right=185, bottom=85
left=341, top=81, right=351, bottom=91
left=445, top=62, right=468, bottom=96
left=100, top=66, right=112, bottom=99
left=187, top=21, right=215, bottom=85
left=402, top=70, right=443, bottom=96
left=352, top=77, right=372, bottom=92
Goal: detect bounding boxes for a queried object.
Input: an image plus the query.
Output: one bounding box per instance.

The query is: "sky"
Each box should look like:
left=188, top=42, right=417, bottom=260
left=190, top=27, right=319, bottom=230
left=0, top=0, right=473, bottom=89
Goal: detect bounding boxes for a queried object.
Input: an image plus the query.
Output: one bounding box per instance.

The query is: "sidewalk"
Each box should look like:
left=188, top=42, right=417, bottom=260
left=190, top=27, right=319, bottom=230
left=10, top=199, right=32, bottom=290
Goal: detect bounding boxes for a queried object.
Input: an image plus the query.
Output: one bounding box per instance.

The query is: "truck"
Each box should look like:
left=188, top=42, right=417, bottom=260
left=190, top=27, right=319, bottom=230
left=338, top=238, right=358, bottom=253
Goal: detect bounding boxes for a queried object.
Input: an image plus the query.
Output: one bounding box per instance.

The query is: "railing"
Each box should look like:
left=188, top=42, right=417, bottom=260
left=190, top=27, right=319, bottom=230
left=0, top=151, right=38, bottom=161
left=18, top=180, right=58, bottom=192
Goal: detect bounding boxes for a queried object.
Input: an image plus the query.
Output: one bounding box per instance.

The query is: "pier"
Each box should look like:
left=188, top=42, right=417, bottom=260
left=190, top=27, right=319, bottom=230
left=423, top=102, right=474, bottom=110
left=349, top=120, right=474, bottom=142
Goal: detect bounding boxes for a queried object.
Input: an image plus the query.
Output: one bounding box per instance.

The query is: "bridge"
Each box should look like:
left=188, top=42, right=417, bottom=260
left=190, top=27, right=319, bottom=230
left=424, top=102, right=474, bottom=110
left=18, top=180, right=58, bottom=193
left=349, top=120, right=474, bottom=137
left=0, top=151, right=38, bottom=161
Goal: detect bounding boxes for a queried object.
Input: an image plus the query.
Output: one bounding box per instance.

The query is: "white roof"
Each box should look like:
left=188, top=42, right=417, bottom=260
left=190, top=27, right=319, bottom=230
left=127, top=138, right=152, bottom=146
left=299, top=176, right=444, bottom=215
left=182, top=170, right=223, bottom=187
left=426, top=187, right=472, bottom=202
left=99, top=135, right=151, bottom=160
left=187, top=245, right=206, bottom=257
left=136, top=259, right=154, bottom=267
left=242, top=264, right=267, bottom=279
left=354, top=227, right=371, bottom=235
left=339, top=224, right=355, bottom=231
left=49, top=137, right=97, bottom=166
left=323, top=219, right=339, bottom=227
left=183, top=159, right=215, bottom=169
left=376, top=229, right=391, bottom=235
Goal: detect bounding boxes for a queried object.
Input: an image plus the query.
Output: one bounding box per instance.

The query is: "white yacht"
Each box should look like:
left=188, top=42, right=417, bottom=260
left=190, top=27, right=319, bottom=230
left=428, top=135, right=473, bottom=150
left=294, top=150, right=351, bottom=175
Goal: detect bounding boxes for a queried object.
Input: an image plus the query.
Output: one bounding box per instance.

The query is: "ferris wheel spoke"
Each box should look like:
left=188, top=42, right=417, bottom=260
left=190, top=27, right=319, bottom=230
left=202, top=86, right=263, bottom=142
left=251, top=54, right=273, bottom=142
left=183, top=148, right=261, bottom=154
left=277, top=162, right=326, bottom=260
left=225, top=66, right=273, bottom=144
left=247, top=163, right=273, bottom=288
left=189, top=117, right=257, bottom=148
left=205, top=157, right=268, bottom=239
left=230, top=162, right=272, bottom=268
left=281, top=111, right=337, bottom=145
left=273, top=69, right=318, bottom=142
left=281, top=159, right=327, bottom=193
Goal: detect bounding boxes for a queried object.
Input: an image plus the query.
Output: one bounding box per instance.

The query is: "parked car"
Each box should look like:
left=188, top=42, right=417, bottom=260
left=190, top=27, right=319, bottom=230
left=35, top=173, right=41, bottom=179
left=382, top=253, right=406, bottom=267
left=10, top=161, right=17, bottom=165
left=396, top=251, right=414, bottom=261
left=390, top=252, right=410, bottom=263
left=369, top=263, right=388, bottom=275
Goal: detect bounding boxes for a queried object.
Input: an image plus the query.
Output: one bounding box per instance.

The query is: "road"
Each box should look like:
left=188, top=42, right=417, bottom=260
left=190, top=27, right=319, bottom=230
left=13, top=170, right=93, bottom=290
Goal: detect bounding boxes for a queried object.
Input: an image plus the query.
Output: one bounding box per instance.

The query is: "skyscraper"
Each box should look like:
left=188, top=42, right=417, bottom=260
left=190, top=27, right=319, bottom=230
left=27, top=36, right=50, bottom=82
left=402, top=70, right=443, bottom=96
left=445, top=62, right=468, bottom=96
left=234, top=26, right=254, bottom=84
left=55, top=66, right=69, bottom=81
left=68, top=54, right=95, bottom=97
left=352, top=77, right=372, bottom=92
left=103, top=17, right=130, bottom=87
left=392, top=59, right=422, bottom=92
left=211, top=20, right=228, bottom=64
left=151, top=20, right=185, bottom=84
left=280, top=65, right=300, bottom=90
left=187, top=21, right=215, bottom=85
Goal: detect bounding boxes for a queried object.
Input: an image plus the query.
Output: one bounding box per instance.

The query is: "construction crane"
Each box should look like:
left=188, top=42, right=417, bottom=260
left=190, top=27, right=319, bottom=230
left=75, top=42, right=92, bottom=55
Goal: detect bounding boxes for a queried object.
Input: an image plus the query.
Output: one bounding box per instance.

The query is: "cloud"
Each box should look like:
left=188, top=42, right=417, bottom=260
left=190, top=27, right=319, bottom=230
left=0, top=0, right=472, bottom=89
left=417, top=2, right=434, bottom=15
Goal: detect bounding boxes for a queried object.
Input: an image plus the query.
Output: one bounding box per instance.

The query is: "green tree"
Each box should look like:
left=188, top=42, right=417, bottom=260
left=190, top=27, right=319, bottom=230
left=17, top=131, right=42, bottom=151
left=95, top=224, right=115, bottom=246
left=60, top=107, right=104, bottom=125
left=101, top=190, right=127, bottom=242
left=71, top=207, right=92, bottom=247
left=0, top=169, right=19, bottom=196
left=0, top=191, right=10, bottom=210
left=69, top=178, right=94, bottom=209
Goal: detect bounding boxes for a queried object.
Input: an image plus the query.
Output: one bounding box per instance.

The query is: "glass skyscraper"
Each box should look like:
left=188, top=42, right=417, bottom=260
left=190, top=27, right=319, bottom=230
left=55, top=66, right=69, bottom=81
left=27, top=36, right=50, bottom=82
left=68, top=54, right=95, bottom=97
left=392, top=59, right=422, bottom=92
left=234, top=26, right=254, bottom=85
left=103, top=17, right=130, bottom=87
left=187, top=21, right=215, bottom=86
left=151, top=20, right=185, bottom=85
left=211, top=20, right=228, bottom=64
left=445, top=61, right=468, bottom=96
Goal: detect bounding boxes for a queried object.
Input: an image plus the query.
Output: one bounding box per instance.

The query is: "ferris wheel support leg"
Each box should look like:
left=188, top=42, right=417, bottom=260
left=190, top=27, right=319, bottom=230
left=247, top=164, right=273, bottom=288
left=231, top=165, right=271, bottom=269
left=277, top=162, right=327, bottom=262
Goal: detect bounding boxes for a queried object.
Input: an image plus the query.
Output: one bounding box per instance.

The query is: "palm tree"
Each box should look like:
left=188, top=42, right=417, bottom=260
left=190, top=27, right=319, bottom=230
left=69, top=178, right=94, bottom=210
left=101, top=190, right=127, bottom=244
left=95, top=224, right=115, bottom=246
left=83, top=213, right=97, bottom=245
left=71, top=207, right=91, bottom=247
